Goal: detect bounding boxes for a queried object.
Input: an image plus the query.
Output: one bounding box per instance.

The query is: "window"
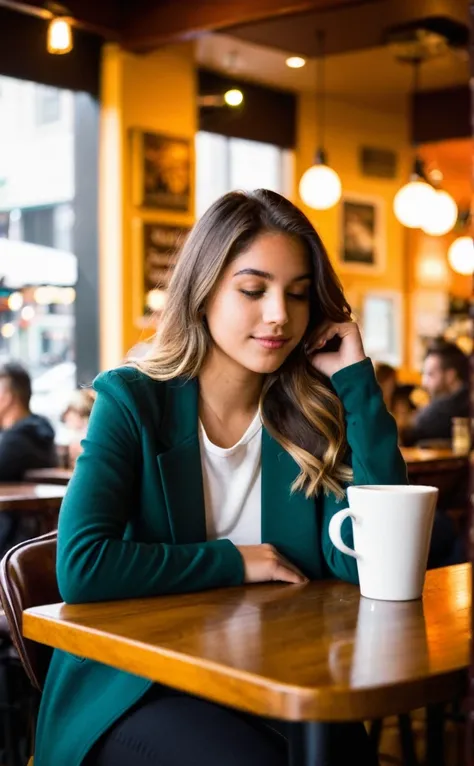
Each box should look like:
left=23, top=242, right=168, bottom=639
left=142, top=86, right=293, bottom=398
left=195, top=132, right=293, bottom=219
left=36, top=85, right=61, bottom=125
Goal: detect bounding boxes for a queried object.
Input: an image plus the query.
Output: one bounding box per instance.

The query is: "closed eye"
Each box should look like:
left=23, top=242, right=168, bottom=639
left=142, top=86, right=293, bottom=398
left=240, top=289, right=309, bottom=301
left=288, top=292, right=309, bottom=301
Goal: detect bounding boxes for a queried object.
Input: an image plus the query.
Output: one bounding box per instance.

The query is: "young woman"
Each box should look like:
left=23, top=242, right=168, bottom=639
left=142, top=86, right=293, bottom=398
left=35, top=190, right=407, bottom=766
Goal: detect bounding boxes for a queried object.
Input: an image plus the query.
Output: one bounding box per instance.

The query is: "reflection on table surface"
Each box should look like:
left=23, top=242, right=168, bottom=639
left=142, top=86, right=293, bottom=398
left=23, top=564, right=471, bottom=721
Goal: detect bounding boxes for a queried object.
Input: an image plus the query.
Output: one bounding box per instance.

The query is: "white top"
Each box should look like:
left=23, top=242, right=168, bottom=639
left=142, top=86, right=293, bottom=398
left=199, top=411, right=262, bottom=546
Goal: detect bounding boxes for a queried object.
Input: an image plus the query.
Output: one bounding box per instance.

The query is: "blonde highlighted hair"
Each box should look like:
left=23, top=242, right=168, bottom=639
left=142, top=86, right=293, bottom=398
left=134, top=189, right=352, bottom=499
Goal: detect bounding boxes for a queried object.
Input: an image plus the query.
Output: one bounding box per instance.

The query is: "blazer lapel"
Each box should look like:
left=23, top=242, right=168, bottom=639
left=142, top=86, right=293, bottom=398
left=261, top=429, right=322, bottom=579
left=156, top=378, right=206, bottom=544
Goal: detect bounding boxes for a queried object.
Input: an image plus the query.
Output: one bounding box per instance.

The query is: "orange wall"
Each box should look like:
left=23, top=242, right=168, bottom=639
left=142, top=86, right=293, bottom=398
left=296, top=93, right=412, bottom=371
left=99, top=46, right=466, bottom=376
left=99, top=42, right=196, bottom=369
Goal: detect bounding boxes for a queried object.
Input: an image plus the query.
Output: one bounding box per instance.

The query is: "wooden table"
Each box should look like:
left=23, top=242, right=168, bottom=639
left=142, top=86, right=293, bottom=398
left=401, top=447, right=468, bottom=472
left=401, top=448, right=469, bottom=515
left=0, top=483, right=66, bottom=512
left=24, top=468, right=73, bottom=486
left=0, top=483, right=66, bottom=534
left=23, top=565, right=470, bottom=764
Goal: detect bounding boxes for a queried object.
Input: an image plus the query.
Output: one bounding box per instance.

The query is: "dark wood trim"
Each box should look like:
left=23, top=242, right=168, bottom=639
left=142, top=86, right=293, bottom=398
left=0, top=6, right=102, bottom=95
left=226, top=0, right=469, bottom=60
left=412, top=85, right=470, bottom=143
left=121, top=0, right=381, bottom=52
left=198, top=69, right=297, bottom=148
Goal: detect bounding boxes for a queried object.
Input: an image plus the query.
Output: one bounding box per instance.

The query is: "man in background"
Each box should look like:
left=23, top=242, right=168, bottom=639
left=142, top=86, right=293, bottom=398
left=401, top=342, right=469, bottom=567
left=401, top=341, right=469, bottom=447
left=0, top=362, right=57, bottom=554
left=0, top=362, right=57, bottom=479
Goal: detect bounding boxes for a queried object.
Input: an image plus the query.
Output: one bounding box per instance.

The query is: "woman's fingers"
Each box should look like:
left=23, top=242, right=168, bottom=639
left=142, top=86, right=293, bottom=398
left=307, top=320, right=357, bottom=354
left=274, top=564, right=306, bottom=584
left=274, top=553, right=308, bottom=584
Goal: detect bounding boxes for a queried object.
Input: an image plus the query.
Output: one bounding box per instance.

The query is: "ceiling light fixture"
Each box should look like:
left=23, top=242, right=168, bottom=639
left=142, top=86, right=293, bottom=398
left=286, top=56, right=306, bottom=69
left=223, top=89, right=244, bottom=107
left=448, top=236, right=474, bottom=275
left=299, top=31, right=341, bottom=210
left=421, top=189, right=458, bottom=236
left=393, top=57, right=436, bottom=227
left=47, top=16, right=73, bottom=54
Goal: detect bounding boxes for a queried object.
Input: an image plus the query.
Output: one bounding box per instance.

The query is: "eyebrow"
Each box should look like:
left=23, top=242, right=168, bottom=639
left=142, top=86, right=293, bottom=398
left=233, top=268, right=312, bottom=282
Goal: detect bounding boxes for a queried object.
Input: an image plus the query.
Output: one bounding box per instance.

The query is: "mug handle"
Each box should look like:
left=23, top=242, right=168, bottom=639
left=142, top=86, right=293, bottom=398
left=328, top=508, right=359, bottom=559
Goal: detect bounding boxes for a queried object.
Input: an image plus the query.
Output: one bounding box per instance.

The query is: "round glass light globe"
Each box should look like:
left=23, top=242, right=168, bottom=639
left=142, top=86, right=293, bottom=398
left=421, top=190, right=458, bottom=236
left=224, top=89, right=243, bottom=107
left=299, top=164, right=342, bottom=210
left=447, top=236, right=474, bottom=275
left=393, top=181, right=436, bottom=228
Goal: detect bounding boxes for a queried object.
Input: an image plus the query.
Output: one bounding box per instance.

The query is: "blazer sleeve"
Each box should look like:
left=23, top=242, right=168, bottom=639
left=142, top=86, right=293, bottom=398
left=321, top=358, right=408, bottom=583
left=57, top=371, right=244, bottom=604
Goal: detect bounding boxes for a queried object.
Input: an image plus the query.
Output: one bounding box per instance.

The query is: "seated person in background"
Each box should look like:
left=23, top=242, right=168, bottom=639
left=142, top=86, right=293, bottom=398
left=374, top=362, right=416, bottom=432
left=400, top=341, right=469, bottom=447
left=0, top=362, right=57, bottom=480
left=376, top=359, right=467, bottom=566
left=0, top=362, right=57, bottom=555
left=61, top=389, right=95, bottom=466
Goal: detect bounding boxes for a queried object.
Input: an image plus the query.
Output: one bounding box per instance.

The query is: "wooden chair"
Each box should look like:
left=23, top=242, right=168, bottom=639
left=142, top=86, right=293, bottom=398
left=0, top=531, right=59, bottom=766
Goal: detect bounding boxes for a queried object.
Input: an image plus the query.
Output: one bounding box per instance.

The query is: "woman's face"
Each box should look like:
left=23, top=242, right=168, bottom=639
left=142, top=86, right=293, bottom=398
left=64, top=411, right=89, bottom=432
left=205, top=231, right=312, bottom=376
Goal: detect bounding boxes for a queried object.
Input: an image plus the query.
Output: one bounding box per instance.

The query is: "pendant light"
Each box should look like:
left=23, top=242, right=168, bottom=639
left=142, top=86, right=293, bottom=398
left=448, top=236, right=474, bottom=275
left=393, top=58, right=436, bottom=228
left=421, top=188, right=458, bottom=236
left=419, top=166, right=458, bottom=236
left=299, top=31, right=341, bottom=210
left=47, top=16, right=73, bottom=55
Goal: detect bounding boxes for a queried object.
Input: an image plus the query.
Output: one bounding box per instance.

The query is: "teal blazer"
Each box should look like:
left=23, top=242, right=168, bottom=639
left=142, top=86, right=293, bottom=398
left=35, top=358, right=407, bottom=765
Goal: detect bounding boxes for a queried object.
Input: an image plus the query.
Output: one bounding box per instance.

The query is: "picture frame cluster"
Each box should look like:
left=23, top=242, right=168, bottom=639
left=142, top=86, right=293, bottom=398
left=130, top=129, right=193, bottom=322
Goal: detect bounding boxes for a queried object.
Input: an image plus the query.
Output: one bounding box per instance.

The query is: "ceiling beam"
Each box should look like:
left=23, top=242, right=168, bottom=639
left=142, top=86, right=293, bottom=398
left=227, top=0, right=469, bottom=59
left=121, top=0, right=382, bottom=52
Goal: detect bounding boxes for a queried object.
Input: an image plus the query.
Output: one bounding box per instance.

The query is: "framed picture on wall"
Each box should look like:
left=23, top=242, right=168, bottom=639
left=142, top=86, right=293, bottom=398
left=131, top=129, right=192, bottom=212
left=361, top=290, right=403, bottom=367
left=338, top=193, right=385, bottom=273
left=132, top=219, right=191, bottom=322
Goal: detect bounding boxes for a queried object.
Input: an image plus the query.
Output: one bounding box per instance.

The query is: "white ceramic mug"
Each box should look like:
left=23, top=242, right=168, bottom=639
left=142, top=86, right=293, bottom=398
left=328, top=485, right=438, bottom=601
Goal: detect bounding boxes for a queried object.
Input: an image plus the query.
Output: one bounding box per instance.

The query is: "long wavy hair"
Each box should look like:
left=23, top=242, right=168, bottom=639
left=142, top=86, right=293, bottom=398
left=134, top=190, right=353, bottom=499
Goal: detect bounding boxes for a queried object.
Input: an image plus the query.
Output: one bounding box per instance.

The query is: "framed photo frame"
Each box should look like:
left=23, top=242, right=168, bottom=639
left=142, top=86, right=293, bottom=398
left=410, top=289, right=449, bottom=370
left=131, top=129, right=192, bottom=212
left=132, top=219, right=191, bottom=323
left=361, top=290, right=403, bottom=368
left=338, top=193, right=386, bottom=273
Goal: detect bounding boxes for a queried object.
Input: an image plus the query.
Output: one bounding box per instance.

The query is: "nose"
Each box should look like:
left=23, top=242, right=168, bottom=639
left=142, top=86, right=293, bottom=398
left=262, top=291, right=289, bottom=327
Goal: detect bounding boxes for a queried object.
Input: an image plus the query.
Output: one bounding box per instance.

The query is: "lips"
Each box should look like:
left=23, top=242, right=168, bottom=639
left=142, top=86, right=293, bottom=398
left=253, top=336, right=289, bottom=350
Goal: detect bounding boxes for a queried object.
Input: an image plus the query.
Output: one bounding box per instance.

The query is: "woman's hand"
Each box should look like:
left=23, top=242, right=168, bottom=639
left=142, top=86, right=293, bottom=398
left=307, top=321, right=366, bottom=378
left=237, top=544, right=308, bottom=585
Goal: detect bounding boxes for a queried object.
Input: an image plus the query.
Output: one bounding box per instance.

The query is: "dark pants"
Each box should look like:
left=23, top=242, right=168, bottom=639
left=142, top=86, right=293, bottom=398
left=86, top=686, right=378, bottom=766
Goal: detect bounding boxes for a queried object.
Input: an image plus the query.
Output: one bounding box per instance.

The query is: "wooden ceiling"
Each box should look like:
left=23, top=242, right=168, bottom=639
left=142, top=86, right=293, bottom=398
left=226, top=0, right=469, bottom=59
left=0, top=0, right=384, bottom=49
left=1, top=0, right=468, bottom=55
left=196, top=33, right=469, bottom=112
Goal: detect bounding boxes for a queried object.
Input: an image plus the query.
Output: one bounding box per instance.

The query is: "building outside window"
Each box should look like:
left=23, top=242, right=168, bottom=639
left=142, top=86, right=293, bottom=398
left=0, top=75, right=76, bottom=429
left=195, top=131, right=293, bottom=219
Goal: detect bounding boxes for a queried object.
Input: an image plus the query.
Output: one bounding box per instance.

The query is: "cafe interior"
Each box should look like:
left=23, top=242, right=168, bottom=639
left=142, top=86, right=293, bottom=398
left=0, top=0, right=472, bottom=765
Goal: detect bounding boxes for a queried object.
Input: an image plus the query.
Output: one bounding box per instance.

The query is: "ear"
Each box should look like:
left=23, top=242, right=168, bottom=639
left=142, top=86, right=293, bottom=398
left=444, top=368, right=456, bottom=387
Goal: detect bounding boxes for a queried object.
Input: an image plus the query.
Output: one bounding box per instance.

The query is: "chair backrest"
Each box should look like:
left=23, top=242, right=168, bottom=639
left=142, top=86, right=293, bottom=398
left=0, top=531, right=59, bottom=690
